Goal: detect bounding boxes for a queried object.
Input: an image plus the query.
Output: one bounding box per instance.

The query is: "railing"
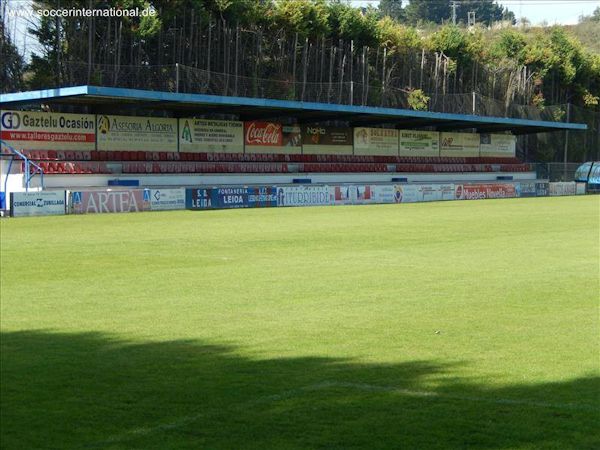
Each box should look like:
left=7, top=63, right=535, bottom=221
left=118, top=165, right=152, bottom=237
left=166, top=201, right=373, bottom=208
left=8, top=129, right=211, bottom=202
left=0, top=140, right=45, bottom=192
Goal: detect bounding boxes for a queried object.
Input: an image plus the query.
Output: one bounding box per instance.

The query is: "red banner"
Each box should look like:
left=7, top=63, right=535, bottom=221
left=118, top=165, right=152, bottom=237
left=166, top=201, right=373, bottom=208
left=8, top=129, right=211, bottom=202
left=244, top=122, right=283, bottom=146
left=455, top=183, right=517, bottom=200
left=1, top=130, right=95, bottom=143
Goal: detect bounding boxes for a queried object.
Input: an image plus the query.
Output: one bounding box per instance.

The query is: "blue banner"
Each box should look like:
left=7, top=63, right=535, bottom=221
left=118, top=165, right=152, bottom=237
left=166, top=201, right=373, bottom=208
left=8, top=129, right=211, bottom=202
left=186, top=186, right=278, bottom=210
left=247, top=186, right=278, bottom=208
left=518, top=182, right=537, bottom=198
left=535, top=182, right=549, bottom=197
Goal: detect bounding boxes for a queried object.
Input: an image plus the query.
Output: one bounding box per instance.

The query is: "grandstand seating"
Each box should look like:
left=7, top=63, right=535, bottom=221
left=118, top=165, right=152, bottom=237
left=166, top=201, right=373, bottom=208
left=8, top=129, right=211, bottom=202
left=14, top=150, right=531, bottom=175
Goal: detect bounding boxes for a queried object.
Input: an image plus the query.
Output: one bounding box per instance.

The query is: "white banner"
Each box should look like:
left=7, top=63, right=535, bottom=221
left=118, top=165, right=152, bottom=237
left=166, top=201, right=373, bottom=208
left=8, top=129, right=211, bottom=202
left=479, top=134, right=516, bottom=157
left=97, top=115, right=177, bottom=152
left=148, top=189, right=186, bottom=210
left=11, top=191, right=66, bottom=216
left=330, top=185, right=377, bottom=205
left=276, top=185, right=331, bottom=207
left=394, top=184, right=420, bottom=203
left=353, top=128, right=399, bottom=156
left=417, top=184, right=455, bottom=202
left=1, top=110, right=95, bottom=150
left=371, top=185, right=398, bottom=203
left=179, top=119, right=243, bottom=153
left=399, top=130, right=440, bottom=157
left=440, top=132, right=480, bottom=157
left=549, top=182, right=578, bottom=196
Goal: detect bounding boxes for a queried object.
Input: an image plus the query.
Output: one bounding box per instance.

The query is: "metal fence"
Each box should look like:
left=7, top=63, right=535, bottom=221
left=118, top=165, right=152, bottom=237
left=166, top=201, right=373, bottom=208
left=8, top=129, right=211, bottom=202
left=52, top=62, right=575, bottom=124
left=535, top=163, right=584, bottom=182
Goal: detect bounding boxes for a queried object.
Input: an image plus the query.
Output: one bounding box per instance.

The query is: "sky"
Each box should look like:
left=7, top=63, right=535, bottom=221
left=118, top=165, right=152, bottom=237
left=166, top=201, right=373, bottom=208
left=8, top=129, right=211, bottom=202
left=355, top=0, right=600, bottom=25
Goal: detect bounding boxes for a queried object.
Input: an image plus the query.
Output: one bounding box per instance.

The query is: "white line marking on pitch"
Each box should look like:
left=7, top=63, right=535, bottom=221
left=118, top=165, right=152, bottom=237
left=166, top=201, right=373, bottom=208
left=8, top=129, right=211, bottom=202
left=86, top=381, right=594, bottom=448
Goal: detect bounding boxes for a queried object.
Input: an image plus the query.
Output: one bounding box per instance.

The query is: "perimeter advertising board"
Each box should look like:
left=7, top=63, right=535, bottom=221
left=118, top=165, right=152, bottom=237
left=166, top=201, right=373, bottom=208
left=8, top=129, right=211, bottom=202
left=97, top=115, right=177, bottom=152
left=244, top=122, right=301, bottom=154
left=417, top=184, right=455, bottom=202
left=330, top=185, right=376, bottom=205
left=10, top=191, right=67, bottom=217
left=1, top=110, right=95, bottom=150
left=399, top=130, right=440, bottom=157
left=301, top=126, right=353, bottom=155
left=186, top=187, right=278, bottom=209
left=518, top=181, right=537, bottom=198
left=454, top=183, right=517, bottom=200
left=535, top=182, right=549, bottom=197
left=71, top=190, right=150, bottom=214
left=276, top=185, right=331, bottom=207
left=179, top=119, right=244, bottom=153
left=549, top=182, right=575, bottom=196
left=440, top=132, right=480, bottom=157
left=353, top=128, right=399, bottom=156
left=147, top=189, right=186, bottom=211
left=479, top=134, right=516, bottom=157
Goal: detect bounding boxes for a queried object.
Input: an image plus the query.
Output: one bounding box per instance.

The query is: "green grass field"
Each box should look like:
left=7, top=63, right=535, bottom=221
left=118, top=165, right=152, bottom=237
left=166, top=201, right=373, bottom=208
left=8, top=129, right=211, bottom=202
left=1, top=196, right=599, bottom=449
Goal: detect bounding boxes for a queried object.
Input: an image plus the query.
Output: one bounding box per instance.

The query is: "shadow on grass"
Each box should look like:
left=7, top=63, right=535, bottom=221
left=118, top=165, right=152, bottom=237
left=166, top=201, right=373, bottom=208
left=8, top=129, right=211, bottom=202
left=1, top=330, right=598, bottom=449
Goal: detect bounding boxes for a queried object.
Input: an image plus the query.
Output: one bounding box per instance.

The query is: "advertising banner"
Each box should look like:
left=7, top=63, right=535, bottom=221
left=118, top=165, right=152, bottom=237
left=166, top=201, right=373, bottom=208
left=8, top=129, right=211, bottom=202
left=71, top=190, right=149, bottom=214
left=353, top=127, right=399, bottom=156
left=301, top=126, right=353, bottom=155
left=276, top=185, right=331, bottom=207
left=96, top=115, right=177, bottom=152
left=247, top=186, right=278, bottom=208
left=186, top=186, right=278, bottom=209
left=371, top=185, right=397, bottom=204
left=393, top=184, right=420, bottom=203
left=1, top=110, right=95, bottom=150
left=440, top=132, right=480, bottom=157
left=179, top=119, right=244, bottom=153
left=11, top=191, right=66, bottom=217
left=417, top=184, right=455, bottom=202
left=479, top=133, right=516, bottom=157
left=535, top=182, right=549, bottom=197
left=244, top=122, right=301, bottom=154
left=330, top=185, right=375, bottom=205
left=549, top=182, right=578, bottom=196
left=454, top=183, right=517, bottom=200
left=147, top=189, right=186, bottom=211
left=518, top=181, right=537, bottom=198
left=186, top=188, right=215, bottom=209
left=576, top=183, right=586, bottom=195
left=399, top=130, right=440, bottom=157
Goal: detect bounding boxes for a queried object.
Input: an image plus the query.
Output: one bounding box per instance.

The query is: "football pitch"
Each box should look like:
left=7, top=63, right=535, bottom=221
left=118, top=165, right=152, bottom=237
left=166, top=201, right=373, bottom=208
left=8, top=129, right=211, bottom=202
left=1, top=196, right=598, bottom=449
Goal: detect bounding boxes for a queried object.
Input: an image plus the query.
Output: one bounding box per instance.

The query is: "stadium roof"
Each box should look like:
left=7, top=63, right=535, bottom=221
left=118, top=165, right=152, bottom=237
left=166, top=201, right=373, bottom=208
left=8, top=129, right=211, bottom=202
left=0, top=85, right=588, bottom=135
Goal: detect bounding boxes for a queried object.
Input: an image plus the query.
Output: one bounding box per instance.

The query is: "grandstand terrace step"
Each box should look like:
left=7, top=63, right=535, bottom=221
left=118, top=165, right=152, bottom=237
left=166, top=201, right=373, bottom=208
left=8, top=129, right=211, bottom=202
left=16, top=150, right=521, bottom=166
left=15, top=150, right=529, bottom=174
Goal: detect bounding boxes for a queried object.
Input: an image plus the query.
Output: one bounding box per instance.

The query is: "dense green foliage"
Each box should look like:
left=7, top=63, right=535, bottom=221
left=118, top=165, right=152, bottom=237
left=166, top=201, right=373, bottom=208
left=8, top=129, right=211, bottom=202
left=1, top=197, right=599, bottom=448
left=17, top=0, right=598, bottom=110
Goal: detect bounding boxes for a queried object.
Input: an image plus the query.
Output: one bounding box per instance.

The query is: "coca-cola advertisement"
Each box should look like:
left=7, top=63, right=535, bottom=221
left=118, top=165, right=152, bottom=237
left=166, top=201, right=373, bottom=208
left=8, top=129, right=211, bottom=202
left=244, top=121, right=301, bottom=153
left=244, top=121, right=283, bottom=146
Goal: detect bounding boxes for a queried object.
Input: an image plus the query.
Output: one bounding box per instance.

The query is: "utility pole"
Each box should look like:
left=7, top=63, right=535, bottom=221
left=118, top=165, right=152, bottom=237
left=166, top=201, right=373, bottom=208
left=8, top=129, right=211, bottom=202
left=450, top=1, right=461, bottom=25
left=468, top=11, right=476, bottom=27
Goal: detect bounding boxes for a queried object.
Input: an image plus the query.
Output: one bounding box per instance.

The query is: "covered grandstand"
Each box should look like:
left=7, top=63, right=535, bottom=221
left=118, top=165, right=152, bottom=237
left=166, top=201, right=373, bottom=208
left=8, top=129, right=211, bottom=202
left=0, top=85, right=588, bottom=201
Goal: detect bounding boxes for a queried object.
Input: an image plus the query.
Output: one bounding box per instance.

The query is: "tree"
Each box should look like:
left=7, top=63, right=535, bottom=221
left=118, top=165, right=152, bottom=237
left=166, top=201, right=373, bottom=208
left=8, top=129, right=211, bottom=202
left=457, top=0, right=515, bottom=26
left=379, top=0, right=404, bottom=22
left=0, top=19, right=25, bottom=92
left=404, top=0, right=450, bottom=25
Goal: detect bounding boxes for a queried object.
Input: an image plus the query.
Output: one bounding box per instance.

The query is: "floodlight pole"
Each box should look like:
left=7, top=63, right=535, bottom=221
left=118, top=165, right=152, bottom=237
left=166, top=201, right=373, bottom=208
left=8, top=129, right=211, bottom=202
left=563, top=102, right=570, bottom=180
left=176, top=63, right=180, bottom=93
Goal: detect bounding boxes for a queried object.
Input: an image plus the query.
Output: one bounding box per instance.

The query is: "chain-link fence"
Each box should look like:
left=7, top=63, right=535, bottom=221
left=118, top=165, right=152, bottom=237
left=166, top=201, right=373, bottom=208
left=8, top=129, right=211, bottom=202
left=56, top=62, right=584, bottom=123
left=534, top=163, right=585, bottom=182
